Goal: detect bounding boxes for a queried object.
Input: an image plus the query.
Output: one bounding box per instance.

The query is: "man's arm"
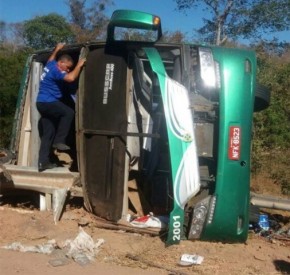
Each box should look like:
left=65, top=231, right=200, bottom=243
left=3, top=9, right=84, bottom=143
left=48, top=43, right=65, bottom=62
left=63, top=58, right=86, bottom=82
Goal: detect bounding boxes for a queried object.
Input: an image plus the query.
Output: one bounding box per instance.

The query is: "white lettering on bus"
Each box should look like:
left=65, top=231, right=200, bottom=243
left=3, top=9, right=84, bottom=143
left=172, top=215, right=181, bottom=241
left=229, top=127, right=240, bottom=160
left=103, top=63, right=115, bottom=104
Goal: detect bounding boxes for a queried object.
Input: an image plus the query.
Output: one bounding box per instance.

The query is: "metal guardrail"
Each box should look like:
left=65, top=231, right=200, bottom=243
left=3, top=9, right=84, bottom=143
left=1, top=164, right=80, bottom=222
left=250, top=192, right=290, bottom=211
left=1, top=165, right=79, bottom=193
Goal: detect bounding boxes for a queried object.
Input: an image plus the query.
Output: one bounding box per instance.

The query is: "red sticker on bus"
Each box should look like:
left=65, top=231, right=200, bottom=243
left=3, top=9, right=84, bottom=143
left=228, top=126, right=241, bottom=160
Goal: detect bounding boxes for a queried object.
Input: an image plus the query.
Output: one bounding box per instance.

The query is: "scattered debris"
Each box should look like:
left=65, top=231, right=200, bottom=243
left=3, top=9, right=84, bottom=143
left=249, top=212, right=290, bottom=246
left=179, top=253, right=204, bottom=266
left=270, top=224, right=290, bottom=244
left=130, top=213, right=169, bottom=228
left=254, top=255, right=267, bottom=261
left=126, top=253, right=188, bottom=275
left=48, top=257, right=70, bottom=267
left=62, top=227, right=105, bottom=265
left=2, top=240, right=57, bottom=254
left=2, top=227, right=105, bottom=266
left=258, top=214, right=270, bottom=231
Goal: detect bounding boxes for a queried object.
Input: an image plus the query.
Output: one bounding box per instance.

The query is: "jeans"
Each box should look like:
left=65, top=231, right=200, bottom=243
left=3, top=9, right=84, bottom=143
left=36, top=101, right=74, bottom=164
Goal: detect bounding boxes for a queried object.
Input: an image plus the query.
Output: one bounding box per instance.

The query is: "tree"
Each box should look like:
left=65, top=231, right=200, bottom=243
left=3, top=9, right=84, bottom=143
left=254, top=44, right=290, bottom=150
left=0, top=21, right=26, bottom=51
left=161, top=31, right=186, bottom=43
left=67, top=0, right=113, bottom=43
left=251, top=44, right=290, bottom=194
left=0, top=21, right=6, bottom=44
left=68, top=0, right=86, bottom=30
left=175, top=0, right=290, bottom=45
left=23, top=13, right=75, bottom=49
left=0, top=47, right=31, bottom=148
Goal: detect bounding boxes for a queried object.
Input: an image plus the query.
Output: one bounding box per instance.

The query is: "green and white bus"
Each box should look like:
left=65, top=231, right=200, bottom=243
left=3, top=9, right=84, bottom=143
left=1, top=10, right=270, bottom=245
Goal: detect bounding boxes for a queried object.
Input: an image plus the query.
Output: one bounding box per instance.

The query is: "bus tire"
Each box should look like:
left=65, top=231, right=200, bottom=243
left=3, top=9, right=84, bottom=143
left=254, top=84, right=270, bottom=112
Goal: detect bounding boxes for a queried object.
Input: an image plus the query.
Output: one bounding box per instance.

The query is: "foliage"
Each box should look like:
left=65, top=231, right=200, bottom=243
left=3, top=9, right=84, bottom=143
left=23, top=13, right=75, bottom=49
left=113, top=28, right=159, bottom=42
left=67, top=0, right=113, bottom=43
left=252, top=44, right=290, bottom=194
left=161, top=31, right=186, bottom=43
left=255, top=46, right=290, bottom=149
left=112, top=29, right=185, bottom=43
left=175, top=0, right=290, bottom=45
left=0, top=46, right=31, bottom=148
left=69, top=0, right=87, bottom=29
left=0, top=21, right=26, bottom=51
left=0, top=21, right=6, bottom=43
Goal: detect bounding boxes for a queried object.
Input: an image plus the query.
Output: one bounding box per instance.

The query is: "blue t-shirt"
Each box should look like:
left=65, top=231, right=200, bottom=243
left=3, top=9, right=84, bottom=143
left=37, top=60, right=67, bottom=102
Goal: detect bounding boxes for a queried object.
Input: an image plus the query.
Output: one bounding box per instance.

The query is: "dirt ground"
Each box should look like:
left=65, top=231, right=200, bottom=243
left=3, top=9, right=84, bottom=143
left=0, top=193, right=289, bottom=275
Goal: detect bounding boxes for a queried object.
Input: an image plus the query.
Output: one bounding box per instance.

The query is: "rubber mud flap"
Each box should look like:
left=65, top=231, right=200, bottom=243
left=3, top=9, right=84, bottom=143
left=80, top=47, right=128, bottom=221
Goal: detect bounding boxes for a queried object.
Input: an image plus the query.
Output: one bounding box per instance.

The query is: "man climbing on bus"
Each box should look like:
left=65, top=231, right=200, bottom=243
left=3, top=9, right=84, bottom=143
left=36, top=43, right=86, bottom=172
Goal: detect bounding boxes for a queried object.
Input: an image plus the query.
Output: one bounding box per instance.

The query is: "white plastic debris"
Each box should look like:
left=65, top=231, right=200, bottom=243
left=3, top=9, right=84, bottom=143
left=63, top=227, right=105, bottom=264
left=130, top=214, right=169, bottom=228
left=179, top=253, right=204, bottom=266
left=2, top=239, right=57, bottom=254
left=2, top=227, right=105, bottom=266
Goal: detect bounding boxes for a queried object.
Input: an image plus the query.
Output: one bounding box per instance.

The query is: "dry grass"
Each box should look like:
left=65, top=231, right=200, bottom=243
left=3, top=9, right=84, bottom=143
left=251, top=173, right=284, bottom=197
left=251, top=148, right=290, bottom=197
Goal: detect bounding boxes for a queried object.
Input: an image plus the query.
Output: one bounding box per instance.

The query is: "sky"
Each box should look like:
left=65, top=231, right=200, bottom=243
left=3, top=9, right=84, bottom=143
left=0, top=0, right=203, bottom=37
left=0, top=0, right=289, bottom=42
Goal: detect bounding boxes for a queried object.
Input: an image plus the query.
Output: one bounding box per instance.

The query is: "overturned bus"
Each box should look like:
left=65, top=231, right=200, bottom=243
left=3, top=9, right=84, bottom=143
left=1, top=10, right=270, bottom=245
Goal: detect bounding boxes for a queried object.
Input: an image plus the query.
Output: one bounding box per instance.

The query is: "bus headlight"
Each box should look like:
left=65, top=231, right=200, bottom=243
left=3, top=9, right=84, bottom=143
left=188, top=196, right=216, bottom=239
left=199, top=48, right=217, bottom=88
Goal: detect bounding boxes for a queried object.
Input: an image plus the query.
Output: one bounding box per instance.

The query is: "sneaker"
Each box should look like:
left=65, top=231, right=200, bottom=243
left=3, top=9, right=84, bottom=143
left=52, top=143, right=70, bottom=151
left=38, top=162, right=57, bottom=172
